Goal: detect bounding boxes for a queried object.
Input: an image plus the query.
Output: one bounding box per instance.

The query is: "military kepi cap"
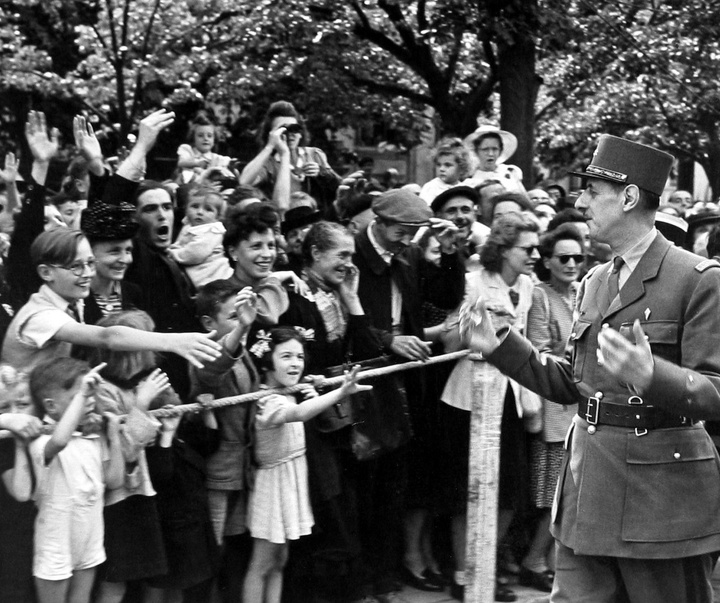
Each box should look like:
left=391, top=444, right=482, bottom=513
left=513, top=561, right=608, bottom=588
left=371, top=189, right=432, bottom=226
left=571, top=135, right=674, bottom=197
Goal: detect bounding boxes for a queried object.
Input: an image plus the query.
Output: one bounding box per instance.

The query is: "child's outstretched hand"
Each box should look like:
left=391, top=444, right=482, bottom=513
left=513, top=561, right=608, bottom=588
left=339, top=365, right=372, bottom=396
left=173, top=332, right=222, bottom=368
left=80, top=363, right=106, bottom=399
left=136, top=368, right=171, bottom=410
left=235, top=287, right=258, bottom=328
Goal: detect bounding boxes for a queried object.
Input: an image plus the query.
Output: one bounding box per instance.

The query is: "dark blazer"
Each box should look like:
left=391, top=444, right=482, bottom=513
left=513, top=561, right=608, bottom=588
left=488, top=232, right=720, bottom=558
left=352, top=226, right=464, bottom=356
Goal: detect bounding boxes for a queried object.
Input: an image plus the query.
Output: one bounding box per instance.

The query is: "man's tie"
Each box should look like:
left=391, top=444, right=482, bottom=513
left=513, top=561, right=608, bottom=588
left=607, top=256, right=624, bottom=302
left=66, top=301, right=81, bottom=322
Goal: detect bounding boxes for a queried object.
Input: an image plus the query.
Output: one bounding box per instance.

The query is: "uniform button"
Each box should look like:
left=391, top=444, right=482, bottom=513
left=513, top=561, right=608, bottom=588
left=594, top=392, right=604, bottom=400
left=674, top=452, right=681, bottom=460
left=588, top=425, right=596, bottom=435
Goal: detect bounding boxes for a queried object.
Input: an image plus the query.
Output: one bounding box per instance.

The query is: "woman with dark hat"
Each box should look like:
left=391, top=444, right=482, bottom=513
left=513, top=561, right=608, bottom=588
left=280, top=205, right=321, bottom=275
left=80, top=200, right=143, bottom=325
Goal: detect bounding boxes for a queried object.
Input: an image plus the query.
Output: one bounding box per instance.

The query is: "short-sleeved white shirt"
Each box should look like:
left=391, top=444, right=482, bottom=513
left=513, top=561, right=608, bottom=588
left=1, top=285, right=82, bottom=371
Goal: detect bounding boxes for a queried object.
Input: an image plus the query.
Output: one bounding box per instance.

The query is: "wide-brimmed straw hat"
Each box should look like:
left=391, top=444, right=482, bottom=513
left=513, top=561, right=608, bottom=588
left=464, top=125, right=518, bottom=164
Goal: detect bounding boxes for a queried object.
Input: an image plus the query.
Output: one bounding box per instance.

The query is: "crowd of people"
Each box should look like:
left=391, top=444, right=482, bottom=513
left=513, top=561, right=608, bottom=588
left=0, top=97, right=719, bottom=603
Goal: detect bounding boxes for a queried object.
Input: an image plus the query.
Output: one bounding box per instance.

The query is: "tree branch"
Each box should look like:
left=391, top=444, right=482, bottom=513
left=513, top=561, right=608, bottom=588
left=445, top=23, right=466, bottom=87
left=342, top=68, right=433, bottom=105
left=121, top=0, right=131, bottom=48
left=130, top=0, right=163, bottom=122
left=105, top=0, right=120, bottom=62
left=417, top=0, right=428, bottom=32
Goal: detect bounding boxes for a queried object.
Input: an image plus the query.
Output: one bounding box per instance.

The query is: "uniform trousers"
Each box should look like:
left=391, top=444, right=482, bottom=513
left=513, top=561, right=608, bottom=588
left=551, top=540, right=716, bottom=603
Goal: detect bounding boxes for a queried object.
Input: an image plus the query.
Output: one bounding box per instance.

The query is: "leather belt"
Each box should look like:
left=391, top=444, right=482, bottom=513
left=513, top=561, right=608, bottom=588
left=578, top=397, right=691, bottom=431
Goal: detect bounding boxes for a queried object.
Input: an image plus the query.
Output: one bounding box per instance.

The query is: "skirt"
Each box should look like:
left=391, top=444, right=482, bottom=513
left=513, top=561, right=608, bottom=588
left=530, top=439, right=565, bottom=509
left=246, top=454, right=314, bottom=544
left=101, top=495, right=167, bottom=582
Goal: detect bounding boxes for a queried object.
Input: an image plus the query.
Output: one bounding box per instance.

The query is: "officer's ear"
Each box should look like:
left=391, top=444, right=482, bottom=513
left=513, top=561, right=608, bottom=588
left=621, top=184, right=641, bottom=213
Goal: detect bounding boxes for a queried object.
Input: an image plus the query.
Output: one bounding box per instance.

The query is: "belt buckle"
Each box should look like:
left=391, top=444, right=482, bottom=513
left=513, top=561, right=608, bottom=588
left=628, top=395, right=644, bottom=405
left=586, top=396, right=600, bottom=425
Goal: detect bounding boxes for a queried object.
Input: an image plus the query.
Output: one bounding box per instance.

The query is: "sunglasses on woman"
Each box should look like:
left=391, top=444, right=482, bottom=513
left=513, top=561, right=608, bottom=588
left=553, top=254, right=584, bottom=265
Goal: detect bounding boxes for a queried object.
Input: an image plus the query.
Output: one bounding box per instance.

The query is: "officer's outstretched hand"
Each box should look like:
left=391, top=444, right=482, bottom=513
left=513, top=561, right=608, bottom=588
left=459, top=300, right=501, bottom=356
left=597, top=319, right=654, bottom=394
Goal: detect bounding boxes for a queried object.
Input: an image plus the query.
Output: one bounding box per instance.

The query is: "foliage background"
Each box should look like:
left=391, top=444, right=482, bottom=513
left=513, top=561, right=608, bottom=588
left=2, top=0, right=720, bottom=194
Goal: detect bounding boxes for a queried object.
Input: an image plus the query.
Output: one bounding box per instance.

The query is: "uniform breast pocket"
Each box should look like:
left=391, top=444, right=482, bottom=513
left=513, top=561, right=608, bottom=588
left=619, top=320, right=679, bottom=364
left=570, top=319, right=592, bottom=383
left=621, top=427, right=720, bottom=542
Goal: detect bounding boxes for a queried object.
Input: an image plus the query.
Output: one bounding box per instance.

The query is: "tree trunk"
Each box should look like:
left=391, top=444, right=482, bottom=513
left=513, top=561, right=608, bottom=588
left=676, top=157, right=695, bottom=194
left=702, top=148, right=720, bottom=202
left=498, top=33, right=540, bottom=189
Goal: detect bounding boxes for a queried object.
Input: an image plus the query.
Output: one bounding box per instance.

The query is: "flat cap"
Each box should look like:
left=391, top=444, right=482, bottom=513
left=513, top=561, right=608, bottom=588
left=371, top=189, right=432, bottom=226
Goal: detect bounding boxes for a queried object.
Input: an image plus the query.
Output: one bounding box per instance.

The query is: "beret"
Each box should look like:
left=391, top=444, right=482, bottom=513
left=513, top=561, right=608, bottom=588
left=430, top=185, right=479, bottom=214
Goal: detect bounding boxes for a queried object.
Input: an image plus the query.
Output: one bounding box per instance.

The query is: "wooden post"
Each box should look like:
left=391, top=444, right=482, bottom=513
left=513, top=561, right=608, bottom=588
left=465, top=354, right=503, bottom=602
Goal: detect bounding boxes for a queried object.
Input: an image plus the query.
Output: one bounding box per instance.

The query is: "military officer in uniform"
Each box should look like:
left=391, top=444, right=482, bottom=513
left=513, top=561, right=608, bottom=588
left=463, top=135, right=720, bottom=602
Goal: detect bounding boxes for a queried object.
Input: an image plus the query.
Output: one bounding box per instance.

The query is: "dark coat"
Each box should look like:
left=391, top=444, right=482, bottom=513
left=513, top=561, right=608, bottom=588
left=352, top=226, right=464, bottom=356
left=145, top=418, right=220, bottom=589
left=280, top=287, right=382, bottom=503
left=489, top=232, right=720, bottom=559
left=83, top=280, right=144, bottom=325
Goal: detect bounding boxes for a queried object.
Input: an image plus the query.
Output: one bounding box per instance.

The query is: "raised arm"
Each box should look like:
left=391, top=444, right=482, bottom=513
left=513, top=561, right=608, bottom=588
left=25, top=111, right=59, bottom=187
left=54, top=320, right=221, bottom=369
left=239, top=125, right=286, bottom=187
left=44, top=363, right=105, bottom=463
left=0, top=152, right=20, bottom=214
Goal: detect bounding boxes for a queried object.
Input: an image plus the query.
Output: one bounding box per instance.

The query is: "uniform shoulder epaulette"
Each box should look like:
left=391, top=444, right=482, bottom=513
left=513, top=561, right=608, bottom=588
left=694, top=258, right=720, bottom=272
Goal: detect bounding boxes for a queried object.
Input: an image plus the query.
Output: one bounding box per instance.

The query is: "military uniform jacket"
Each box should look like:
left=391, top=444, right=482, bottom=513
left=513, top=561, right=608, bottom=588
left=488, top=232, right=720, bottom=559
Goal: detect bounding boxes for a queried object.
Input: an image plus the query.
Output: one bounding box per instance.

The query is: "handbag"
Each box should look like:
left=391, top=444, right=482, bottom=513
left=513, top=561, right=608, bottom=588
left=322, top=355, right=413, bottom=460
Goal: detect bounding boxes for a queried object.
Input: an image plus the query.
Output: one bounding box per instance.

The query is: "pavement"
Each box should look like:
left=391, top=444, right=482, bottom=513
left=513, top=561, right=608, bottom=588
left=388, top=579, right=549, bottom=603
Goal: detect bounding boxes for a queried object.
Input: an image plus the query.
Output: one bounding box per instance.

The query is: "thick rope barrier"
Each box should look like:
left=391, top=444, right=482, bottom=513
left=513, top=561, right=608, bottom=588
left=150, top=349, right=469, bottom=417
left=0, top=350, right=470, bottom=435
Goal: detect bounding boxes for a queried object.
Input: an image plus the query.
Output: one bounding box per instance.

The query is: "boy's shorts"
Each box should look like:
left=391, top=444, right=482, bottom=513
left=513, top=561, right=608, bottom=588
left=33, top=499, right=105, bottom=581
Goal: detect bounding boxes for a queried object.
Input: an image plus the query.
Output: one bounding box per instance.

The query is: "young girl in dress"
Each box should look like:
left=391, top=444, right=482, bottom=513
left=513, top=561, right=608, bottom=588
left=419, top=137, right=471, bottom=205
left=176, top=112, right=232, bottom=184
left=243, top=326, right=371, bottom=603
left=89, top=310, right=178, bottom=603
